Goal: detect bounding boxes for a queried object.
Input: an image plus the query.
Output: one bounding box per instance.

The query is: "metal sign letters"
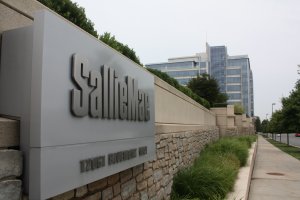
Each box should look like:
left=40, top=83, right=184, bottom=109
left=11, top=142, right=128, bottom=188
left=71, top=54, right=150, bottom=121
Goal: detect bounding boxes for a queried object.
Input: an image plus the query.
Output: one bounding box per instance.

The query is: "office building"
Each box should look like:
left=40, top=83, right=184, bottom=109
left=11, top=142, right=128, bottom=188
left=146, top=43, right=254, bottom=116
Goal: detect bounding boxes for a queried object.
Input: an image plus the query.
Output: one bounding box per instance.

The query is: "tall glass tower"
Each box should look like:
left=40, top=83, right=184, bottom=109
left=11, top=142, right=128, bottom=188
left=146, top=44, right=254, bottom=116
left=208, top=46, right=227, bottom=93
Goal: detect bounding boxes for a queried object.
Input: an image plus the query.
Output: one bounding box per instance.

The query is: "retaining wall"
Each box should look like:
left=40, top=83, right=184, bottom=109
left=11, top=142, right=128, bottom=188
left=0, top=1, right=255, bottom=199
left=0, top=118, right=22, bottom=200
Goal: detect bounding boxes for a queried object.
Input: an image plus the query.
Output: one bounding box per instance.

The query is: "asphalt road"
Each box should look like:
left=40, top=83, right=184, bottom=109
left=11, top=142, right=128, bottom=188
left=270, top=133, right=300, bottom=147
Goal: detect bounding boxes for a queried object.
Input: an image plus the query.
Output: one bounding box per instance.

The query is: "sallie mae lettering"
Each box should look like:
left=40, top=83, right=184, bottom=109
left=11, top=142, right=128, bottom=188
left=70, top=54, right=150, bottom=121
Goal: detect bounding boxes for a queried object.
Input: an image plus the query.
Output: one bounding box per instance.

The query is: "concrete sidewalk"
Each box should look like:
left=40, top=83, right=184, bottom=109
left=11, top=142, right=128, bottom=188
left=248, top=135, right=300, bottom=200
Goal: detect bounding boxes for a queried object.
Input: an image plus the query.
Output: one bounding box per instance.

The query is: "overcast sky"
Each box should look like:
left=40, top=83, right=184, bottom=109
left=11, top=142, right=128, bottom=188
left=73, top=0, right=300, bottom=120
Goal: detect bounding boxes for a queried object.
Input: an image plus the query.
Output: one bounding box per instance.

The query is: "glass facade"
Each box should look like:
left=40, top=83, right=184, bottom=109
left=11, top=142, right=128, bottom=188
left=227, top=85, right=241, bottom=91
left=227, top=77, right=241, bottom=83
left=227, top=69, right=241, bottom=75
left=145, top=63, right=168, bottom=70
left=227, top=58, right=252, bottom=116
left=250, top=70, right=254, bottom=116
left=177, top=78, right=191, bottom=85
left=200, top=69, right=208, bottom=74
left=166, top=70, right=199, bottom=77
left=228, top=93, right=242, bottom=100
left=167, top=61, right=195, bottom=69
left=200, top=62, right=206, bottom=67
left=209, top=46, right=227, bottom=93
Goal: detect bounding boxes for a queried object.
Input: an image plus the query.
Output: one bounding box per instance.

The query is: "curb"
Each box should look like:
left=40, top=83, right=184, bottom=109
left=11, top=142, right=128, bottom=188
left=226, top=138, right=258, bottom=200
left=245, top=140, right=258, bottom=200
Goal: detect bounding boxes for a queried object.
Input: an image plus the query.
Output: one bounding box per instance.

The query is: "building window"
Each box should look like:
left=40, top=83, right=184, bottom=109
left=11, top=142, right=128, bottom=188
left=200, top=69, right=207, bottom=74
left=200, top=62, right=206, bottom=67
left=228, top=93, right=241, bottom=99
left=227, top=85, right=241, bottom=91
left=227, top=77, right=241, bottom=83
left=227, top=69, right=241, bottom=75
left=177, top=78, right=191, bottom=85
left=166, top=70, right=199, bottom=77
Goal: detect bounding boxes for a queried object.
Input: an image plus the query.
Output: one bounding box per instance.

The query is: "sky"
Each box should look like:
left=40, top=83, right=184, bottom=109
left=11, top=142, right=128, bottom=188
left=73, top=0, right=300, bottom=120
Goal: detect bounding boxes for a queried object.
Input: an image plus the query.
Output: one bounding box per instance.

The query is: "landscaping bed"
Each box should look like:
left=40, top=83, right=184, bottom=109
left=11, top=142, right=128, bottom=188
left=171, top=135, right=256, bottom=200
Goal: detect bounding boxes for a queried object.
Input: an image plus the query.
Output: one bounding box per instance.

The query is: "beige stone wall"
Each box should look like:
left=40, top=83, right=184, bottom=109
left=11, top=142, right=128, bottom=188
left=211, top=106, right=255, bottom=136
left=49, top=126, right=219, bottom=200
left=0, top=0, right=46, bottom=34
left=154, top=77, right=216, bottom=125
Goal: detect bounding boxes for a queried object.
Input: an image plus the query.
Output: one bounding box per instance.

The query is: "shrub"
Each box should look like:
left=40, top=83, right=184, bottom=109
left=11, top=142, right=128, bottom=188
left=205, top=137, right=249, bottom=166
left=234, top=104, right=244, bottom=115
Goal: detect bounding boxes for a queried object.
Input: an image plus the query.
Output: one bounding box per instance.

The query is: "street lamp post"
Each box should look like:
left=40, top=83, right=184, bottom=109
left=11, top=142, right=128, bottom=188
left=272, top=103, right=276, bottom=140
left=265, top=113, right=269, bottom=138
left=272, top=103, right=276, bottom=116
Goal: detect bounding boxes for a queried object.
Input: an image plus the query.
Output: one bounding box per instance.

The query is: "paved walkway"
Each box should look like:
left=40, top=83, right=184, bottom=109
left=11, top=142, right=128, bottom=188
left=248, top=135, right=300, bottom=200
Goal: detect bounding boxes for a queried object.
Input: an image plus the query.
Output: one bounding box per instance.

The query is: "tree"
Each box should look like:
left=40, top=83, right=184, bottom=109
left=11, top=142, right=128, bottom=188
left=255, top=117, right=262, bottom=132
left=187, top=74, right=228, bottom=107
left=280, top=80, right=300, bottom=133
left=100, top=33, right=142, bottom=65
left=38, top=0, right=142, bottom=65
left=38, top=0, right=98, bottom=37
left=261, top=119, right=269, bottom=133
left=268, top=110, right=284, bottom=133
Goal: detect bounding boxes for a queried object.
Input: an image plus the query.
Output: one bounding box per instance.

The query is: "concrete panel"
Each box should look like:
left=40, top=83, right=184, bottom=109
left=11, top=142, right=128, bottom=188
left=235, top=115, right=243, bottom=127
left=210, top=107, right=227, bottom=115
left=216, top=116, right=227, bottom=126
left=0, top=11, right=155, bottom=199
left=227, top=105, right=234, bottom=115
left=0, top=3, right=32, bottom=34
left=227, top=117, right=235, bottom=127
left=1, top=0, right=46, bottom=18
left=154, top=77, right=216, bottom=126
left=155, top=124, right=217, bottom=135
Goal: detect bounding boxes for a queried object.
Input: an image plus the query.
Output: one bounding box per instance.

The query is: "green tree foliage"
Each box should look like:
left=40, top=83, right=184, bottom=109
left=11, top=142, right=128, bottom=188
left=234, top=104, right=244, bottom=115
left=187, top=74, right=228, bottom=107
left=261, top=119, right=269, bottom=133
left=268, top=80, right=300, bottom=133
left=38, top=0, right=98, bottom=37
left=280, top=80, right=300, bottom=133
left=255, top=117, right=262, bottom=132
left=268, top=110, right=284, bottom=133
left=147, top=69, right=210, bottom=108
left=100, top=33, right=142, bottom=65
left=38, top=0, right=142, bottom=65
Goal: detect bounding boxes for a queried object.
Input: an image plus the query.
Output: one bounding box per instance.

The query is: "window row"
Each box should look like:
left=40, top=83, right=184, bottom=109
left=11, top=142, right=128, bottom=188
left=226, top=69, right=241, bottom=75
left=227, top=77, right=241, bottom=83
left=177, top=78, right=191, bottom=85
left=228, top=93, right=242, bottom=100
left=227, top=85, right=241, bottom=91
left=166, top=70, right=199, bottom=77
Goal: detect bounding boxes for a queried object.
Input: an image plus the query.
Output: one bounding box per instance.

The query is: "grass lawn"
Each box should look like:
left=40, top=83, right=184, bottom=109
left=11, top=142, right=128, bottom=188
left=267, top=139, right=300, bottom=160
